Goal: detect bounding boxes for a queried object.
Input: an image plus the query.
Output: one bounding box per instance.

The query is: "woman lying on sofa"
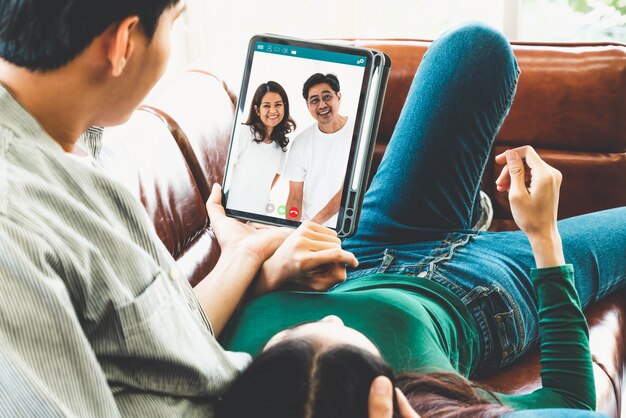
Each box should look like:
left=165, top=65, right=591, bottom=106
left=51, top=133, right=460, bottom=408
left=204, top=23, right=626, bottom=417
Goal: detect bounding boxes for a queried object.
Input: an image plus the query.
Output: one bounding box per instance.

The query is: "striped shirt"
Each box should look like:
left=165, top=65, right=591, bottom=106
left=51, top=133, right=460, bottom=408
left=0, top=85, right=250, bottom=417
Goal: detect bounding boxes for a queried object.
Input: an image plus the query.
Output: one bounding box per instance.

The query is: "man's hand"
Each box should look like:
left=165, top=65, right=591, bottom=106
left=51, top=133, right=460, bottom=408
left=206, top=184, right=291, bottom=263
left=254, top=221, right=358, bottom=294
left=495, top=146, right=565, bottom=267
left=369, top=376, right=420, bottom=418
left=286, top=181, right=304, bottom=222
left=196, top=184, right=293, bottom=335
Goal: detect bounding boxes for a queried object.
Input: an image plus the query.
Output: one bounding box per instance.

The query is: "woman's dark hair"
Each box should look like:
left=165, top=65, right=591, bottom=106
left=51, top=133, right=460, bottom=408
left=245, top=81, right=296, bottom=151
left=217, top=340, right=512, bottom=418
left=0, top=0, right=179, bottom=71
left=217, top=340, right=399, bottom=418
left=397, top=372, right=511, bottom=418
left=302, top=73, right=341, bottom=100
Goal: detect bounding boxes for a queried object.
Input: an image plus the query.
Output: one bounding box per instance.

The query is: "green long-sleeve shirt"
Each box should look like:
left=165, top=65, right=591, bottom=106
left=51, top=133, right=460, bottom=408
left=222, top=265, right=594, bottom=410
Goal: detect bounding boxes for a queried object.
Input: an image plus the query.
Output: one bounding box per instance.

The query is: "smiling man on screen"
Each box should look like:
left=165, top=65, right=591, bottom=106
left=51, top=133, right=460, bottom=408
left=283, top=73, right=355, bottom=227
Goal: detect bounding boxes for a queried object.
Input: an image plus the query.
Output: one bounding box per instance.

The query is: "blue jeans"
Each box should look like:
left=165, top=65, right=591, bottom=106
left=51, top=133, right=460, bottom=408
left=342, top=22, right=626, bottom=370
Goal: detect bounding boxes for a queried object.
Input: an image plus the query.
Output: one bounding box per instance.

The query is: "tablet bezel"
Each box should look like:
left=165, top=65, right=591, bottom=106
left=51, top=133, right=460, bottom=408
left=222, top=34, right=382, bottom=237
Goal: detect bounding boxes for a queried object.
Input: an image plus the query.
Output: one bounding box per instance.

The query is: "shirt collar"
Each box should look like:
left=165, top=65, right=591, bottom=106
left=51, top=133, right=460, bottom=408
left=0, top=83, right=103, bottom=159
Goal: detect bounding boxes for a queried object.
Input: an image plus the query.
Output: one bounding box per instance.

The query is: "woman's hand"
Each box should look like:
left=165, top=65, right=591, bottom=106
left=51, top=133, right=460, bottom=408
left=206, top=184, right=291, bottom=264
left=495, top=146, right=565, bottom=267
left=368, top=376, right=420, bottom=418
left=254, top=221, right=359, bottom=294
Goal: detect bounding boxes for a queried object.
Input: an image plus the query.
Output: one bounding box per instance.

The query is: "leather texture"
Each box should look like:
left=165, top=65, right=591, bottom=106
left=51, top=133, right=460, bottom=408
left=102, top=40, right=626, bottom=416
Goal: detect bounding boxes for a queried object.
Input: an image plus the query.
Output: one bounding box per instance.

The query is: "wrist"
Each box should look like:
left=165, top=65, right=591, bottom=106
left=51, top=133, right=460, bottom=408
left=527, top=228, right=565, bottom=268
left=527, top=226, right=560, bottom=249
left=221, top=246, right=264, bottom=270
left=256, top=261, right=279, bottom=293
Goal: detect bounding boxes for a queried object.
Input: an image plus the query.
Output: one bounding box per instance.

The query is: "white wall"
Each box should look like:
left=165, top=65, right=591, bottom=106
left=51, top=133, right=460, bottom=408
left=171, top=0, right=507, bottom=91
left=160, top=0, right=625, bottom=97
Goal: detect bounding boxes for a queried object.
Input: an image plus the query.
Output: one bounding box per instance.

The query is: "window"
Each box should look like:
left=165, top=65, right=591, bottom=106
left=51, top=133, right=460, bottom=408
left=521, top=0, right=626, bottom=42
left=162, top=0, right=625, bottom=93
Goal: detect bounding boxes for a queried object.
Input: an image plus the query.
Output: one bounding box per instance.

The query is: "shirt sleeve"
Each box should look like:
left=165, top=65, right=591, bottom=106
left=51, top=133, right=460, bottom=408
left=497, top=265, right=595, bottom=411
left=0, top=218, right=122, bottom=418
left=232, top=126, right=251, bottom=166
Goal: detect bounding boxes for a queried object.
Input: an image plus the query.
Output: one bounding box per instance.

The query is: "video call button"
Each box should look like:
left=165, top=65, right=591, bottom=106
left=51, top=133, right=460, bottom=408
left=277, top=205, right=287, bottom=216
left=288, top=207, right=300, bottom=218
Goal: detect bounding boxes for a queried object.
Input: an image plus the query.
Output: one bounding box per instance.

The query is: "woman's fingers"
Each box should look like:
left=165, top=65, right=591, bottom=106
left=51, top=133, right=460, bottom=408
left=495, top=165, right=511, bottom=191
left=395, top=388, right=421, bottom=418
left=496, top=145, right=547, bottom=169
left=495, top=147, right=539, bottom=192
left=505, top=150, right=530, bottom=199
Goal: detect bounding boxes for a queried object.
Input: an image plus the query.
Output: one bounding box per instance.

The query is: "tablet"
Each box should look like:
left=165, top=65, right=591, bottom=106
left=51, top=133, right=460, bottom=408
left=222, top=34, right=390, bottom=238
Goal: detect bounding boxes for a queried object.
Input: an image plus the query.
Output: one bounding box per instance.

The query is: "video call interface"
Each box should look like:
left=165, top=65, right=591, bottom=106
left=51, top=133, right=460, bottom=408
left=224, top=40, right=368, bottom=229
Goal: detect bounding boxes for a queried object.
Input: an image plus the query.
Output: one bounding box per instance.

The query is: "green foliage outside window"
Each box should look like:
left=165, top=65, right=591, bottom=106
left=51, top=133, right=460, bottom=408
left=523, top=0, right=626, bottom=42
left=568, top=0, right=626, bottom=14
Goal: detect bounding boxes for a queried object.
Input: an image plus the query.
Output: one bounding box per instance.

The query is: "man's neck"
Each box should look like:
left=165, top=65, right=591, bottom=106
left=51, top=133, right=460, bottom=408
left=319, top=115, right=348, bottom=134
left=0, top=60, right=94, bottom=152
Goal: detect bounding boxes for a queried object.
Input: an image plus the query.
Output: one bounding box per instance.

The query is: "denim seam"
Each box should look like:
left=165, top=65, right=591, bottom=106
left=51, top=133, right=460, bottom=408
left=427, top=233, right=475, bottom=273
left=466, top=62, right=521, bottom=229
left=496, top=286, right=525, bottom=354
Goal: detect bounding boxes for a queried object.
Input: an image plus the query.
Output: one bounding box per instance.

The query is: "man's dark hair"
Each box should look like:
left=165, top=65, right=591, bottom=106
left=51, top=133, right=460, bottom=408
left=0, top=0, right=179, bottom=72
left=302, top=73, right=340, bottom=100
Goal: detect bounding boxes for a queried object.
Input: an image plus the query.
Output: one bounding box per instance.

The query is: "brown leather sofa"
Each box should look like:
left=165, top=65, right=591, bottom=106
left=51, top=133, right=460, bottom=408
left=101, top=40, right=626, bottom=416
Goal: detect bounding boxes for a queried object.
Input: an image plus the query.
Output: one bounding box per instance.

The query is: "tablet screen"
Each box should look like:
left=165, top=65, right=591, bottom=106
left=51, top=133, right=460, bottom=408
left=223, top=37, right=372, bottom=230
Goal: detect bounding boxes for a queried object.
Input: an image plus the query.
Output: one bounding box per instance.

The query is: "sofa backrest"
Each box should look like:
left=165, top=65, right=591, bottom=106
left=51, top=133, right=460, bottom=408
left=102, top=71, right=236, bottom=286
left=351, top=40, right=626, bottom=231
left=102, top=40, right=626, bottom=283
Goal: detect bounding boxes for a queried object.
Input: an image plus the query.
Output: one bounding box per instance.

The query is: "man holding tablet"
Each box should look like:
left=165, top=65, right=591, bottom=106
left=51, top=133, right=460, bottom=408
left=283, top=73, right=355, bottom=227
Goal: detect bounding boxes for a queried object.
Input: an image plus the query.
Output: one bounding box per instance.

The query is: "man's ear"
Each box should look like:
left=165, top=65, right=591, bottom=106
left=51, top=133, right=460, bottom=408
left=336, top=91, right=342, bottom=101
left=107, top=16, right=140, bottom=77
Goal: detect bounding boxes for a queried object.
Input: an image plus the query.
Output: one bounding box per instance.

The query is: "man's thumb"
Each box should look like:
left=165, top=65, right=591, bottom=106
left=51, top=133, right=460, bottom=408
left=506, top=150, right=526, bottom=193
left=206, top=184, right=224, bottom=220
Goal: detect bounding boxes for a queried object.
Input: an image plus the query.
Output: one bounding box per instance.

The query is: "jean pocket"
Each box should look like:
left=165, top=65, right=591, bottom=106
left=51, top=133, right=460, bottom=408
left=489, top=287, right=523, bottom=367
left=465, top=286, right=524, bottom=368
left=494, top=309, right=519, bottom=366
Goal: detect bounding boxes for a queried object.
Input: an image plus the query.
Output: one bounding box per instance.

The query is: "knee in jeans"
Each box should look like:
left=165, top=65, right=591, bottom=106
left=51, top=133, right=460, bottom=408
left=455, top=21, right=508, bottom=48
left=443, top=21, right=517, bottom=71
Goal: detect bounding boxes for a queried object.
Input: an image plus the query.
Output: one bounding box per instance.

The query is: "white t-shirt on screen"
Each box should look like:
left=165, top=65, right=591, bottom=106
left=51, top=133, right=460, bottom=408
left=227, top=127, right=287, bottom=214
left=283, top=119, right=354, bottom=227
